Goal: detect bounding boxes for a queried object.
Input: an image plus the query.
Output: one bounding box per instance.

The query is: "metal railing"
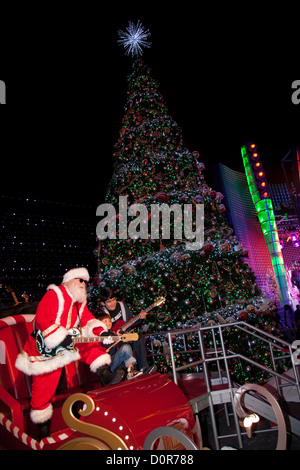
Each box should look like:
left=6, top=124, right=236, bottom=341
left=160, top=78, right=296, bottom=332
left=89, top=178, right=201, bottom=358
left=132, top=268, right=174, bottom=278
left=146, top=321, right=300, bottom=449
left=147, top=321, right=300, bottom=394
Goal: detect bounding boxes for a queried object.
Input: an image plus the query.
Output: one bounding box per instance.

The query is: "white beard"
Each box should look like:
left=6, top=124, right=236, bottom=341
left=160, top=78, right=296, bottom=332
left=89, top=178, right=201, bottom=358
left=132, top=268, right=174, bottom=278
left=68, top=284, right=87, bottom=304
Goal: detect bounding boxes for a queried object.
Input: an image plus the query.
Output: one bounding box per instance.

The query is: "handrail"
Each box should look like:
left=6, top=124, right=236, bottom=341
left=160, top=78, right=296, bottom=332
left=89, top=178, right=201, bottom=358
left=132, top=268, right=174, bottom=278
left=151, top=320, right=293, bottom=347
left=146, top=320, right=299, bottom=450
left=146, top=320, right=300, bottom=398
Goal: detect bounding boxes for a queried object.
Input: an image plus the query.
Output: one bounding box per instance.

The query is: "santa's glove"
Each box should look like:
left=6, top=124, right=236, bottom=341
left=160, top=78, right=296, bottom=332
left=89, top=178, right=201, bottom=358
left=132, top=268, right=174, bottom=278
left=102, top=335, right=115, bottom=345
left=100, top=331, right=116, bottom=345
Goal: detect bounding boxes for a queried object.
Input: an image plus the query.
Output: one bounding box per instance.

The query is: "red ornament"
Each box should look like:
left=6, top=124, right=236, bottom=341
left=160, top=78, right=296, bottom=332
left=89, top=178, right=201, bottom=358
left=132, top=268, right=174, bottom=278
left=203, top=243, right=214, bottom=254
left=238, top=310, right=249, bottom=321
left=93, top=277, right=101, bottom=287
left=157, top=192, right=169, bottom=203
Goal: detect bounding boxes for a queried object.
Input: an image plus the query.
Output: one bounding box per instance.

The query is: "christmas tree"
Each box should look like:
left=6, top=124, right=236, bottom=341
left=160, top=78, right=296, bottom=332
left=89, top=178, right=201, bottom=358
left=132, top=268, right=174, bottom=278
left=91, top=56, right=262, bottom=324
left=89, top=22, right=290, bottom=383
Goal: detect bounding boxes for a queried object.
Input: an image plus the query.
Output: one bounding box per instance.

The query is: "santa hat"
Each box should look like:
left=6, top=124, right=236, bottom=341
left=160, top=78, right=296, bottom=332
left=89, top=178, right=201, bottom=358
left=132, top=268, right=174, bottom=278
left=62, top=267, right=90, bottom=284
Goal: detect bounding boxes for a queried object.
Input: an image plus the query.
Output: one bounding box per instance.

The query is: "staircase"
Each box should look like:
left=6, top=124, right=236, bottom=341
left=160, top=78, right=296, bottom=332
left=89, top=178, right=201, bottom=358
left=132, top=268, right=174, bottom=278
left=147, top=321, right=300, bottom=449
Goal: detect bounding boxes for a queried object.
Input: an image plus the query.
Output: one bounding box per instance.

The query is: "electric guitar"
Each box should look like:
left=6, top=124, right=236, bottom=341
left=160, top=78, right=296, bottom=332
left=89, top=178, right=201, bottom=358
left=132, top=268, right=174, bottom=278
left=117, top=296, right=166, bottom=334
left=36, top=328, right=138, bottom=358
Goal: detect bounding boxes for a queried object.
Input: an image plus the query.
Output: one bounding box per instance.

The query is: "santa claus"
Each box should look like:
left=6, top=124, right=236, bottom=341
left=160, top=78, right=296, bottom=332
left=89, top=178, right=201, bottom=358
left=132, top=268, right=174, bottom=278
left=15, top=267, right=125, bottom=439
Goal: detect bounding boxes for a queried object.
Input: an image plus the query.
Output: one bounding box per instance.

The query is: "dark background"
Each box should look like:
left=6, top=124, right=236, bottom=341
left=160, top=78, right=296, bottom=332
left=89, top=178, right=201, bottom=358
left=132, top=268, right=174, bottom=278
left=1, top=5, right=299, bottom=207
left=0, top=4, right=299, bottom=302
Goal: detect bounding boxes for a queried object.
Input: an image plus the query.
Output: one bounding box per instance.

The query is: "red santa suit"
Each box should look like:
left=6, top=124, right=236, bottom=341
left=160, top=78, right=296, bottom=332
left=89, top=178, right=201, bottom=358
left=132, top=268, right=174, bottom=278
left=15, top=282, right=111, bottom=424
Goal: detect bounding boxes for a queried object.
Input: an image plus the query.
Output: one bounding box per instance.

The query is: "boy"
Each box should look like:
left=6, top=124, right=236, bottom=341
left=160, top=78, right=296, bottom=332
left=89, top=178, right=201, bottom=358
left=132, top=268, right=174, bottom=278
left=99, top=287, right=157, bottom=375
left=99, top=312, right=143, bottom=379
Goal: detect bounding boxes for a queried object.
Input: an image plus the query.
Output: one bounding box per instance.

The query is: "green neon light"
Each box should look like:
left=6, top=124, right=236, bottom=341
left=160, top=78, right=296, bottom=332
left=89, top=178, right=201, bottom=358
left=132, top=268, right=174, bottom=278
left=241, top=145, right=289, bottom=302
left=256, top=199, right=273, bottom=212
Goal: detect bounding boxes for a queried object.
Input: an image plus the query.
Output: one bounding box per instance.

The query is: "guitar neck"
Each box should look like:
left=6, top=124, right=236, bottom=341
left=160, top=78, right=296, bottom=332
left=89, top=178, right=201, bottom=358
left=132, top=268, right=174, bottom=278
left=73, top=333, right=138, bottom=344
left=73, top=336, right=119, bottom=344
left=120, top=304, right=153, bottom=331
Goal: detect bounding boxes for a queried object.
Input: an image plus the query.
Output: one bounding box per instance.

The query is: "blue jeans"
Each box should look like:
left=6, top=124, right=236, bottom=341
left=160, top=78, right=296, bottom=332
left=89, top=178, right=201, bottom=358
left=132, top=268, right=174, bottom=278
left=132, top=335, right=149, bottom=371
left=110, top=343, right=136, bottom=372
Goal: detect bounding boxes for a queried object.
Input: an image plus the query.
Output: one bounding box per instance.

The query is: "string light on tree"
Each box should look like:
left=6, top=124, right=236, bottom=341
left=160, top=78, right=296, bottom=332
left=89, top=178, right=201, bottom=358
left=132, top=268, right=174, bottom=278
left=90, top=25, right=291, bottom=386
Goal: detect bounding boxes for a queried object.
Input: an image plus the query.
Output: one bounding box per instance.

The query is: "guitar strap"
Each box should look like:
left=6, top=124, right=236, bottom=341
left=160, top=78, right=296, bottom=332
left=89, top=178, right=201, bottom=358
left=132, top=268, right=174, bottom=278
left=75, top=302, right=82, bottom=333
left=119, top=302, right=126, bottom=321
left=66, top=301, right=74, bottom=330
left=106, top=337, right=122, bottom=353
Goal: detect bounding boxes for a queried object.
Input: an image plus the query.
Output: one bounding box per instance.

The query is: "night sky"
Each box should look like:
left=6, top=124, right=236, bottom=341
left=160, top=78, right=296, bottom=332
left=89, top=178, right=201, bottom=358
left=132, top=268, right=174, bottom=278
left=1, top=6, right=299, bottom=206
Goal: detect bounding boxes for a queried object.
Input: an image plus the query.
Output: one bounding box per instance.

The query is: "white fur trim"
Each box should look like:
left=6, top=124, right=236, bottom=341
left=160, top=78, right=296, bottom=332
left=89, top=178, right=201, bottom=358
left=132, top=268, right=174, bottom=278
left=84, top=319, right=107, bottom=337
left=89, top=353, right=111, bottom=373
left=30, top=404, right=53, bottom=424
left=15, top=350, right=81, bottom=376
left=44, top=326, right=69, bottom=349
left=47, top=284, right=65, bottom=325
left=62, top=268, right=90, bottom=284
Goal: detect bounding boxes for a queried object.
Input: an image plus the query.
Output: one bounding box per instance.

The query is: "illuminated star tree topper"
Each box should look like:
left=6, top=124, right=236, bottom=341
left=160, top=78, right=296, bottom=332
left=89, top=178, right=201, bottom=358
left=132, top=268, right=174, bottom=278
left=118, top=20, right=151, bottom=58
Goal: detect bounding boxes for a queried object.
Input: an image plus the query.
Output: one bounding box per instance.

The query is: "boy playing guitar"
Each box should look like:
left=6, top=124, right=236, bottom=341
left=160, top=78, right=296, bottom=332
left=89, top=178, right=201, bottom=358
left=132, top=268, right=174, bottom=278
left=99, top=288, right=163, bottom=375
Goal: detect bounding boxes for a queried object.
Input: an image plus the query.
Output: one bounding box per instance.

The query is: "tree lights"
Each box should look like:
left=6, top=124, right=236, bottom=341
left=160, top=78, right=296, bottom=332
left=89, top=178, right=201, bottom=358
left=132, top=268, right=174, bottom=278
left=88, top=52, right=290, bottom=384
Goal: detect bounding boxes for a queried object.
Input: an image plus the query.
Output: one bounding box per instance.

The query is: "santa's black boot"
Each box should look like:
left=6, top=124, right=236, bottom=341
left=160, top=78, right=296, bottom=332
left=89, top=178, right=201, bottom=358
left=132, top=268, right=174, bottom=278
left=97, top=365, right=125, bottom=387
left=110, top=367, right=126, bottom=385
left=97, top=365, right=114, bottom=386
left=37, top=420, right=51, bottom=441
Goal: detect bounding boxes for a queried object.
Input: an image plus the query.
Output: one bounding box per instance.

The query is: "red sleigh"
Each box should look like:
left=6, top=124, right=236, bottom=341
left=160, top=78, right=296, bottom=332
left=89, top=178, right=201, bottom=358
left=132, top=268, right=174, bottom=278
left=0, top=314, right=198, bottom=450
